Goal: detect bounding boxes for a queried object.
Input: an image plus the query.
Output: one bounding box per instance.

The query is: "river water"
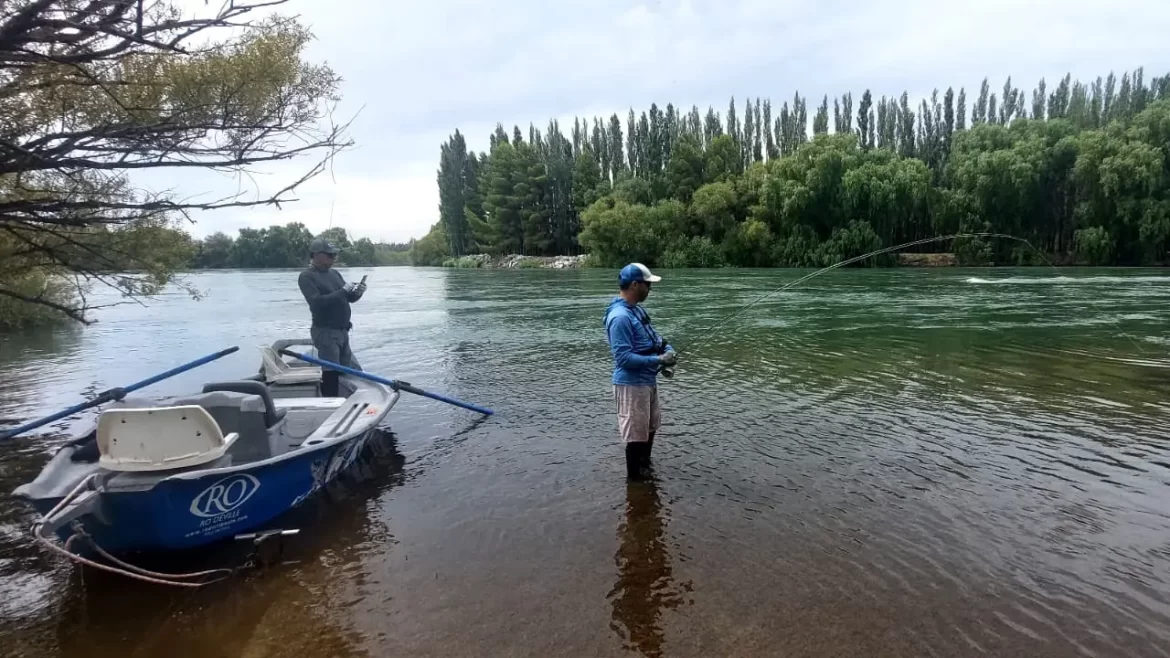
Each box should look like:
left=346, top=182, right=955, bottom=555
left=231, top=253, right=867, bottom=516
left=1, top=266, right=1169, bottom=657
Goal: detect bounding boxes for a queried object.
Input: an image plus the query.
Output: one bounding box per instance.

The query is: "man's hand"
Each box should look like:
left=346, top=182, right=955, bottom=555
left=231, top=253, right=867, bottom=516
left=659, top=350, right=678, bottom=367
left=343, top=282, right=358, bottom=294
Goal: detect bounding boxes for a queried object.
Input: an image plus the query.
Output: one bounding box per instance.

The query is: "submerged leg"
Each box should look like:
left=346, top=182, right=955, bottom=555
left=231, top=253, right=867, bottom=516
left=626, top=442, right=647, bottom=480
left=643, top=432, right=655, bottom=469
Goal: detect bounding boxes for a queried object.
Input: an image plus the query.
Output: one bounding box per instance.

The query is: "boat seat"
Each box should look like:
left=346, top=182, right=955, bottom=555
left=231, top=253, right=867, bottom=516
left=173, top=389, right=276, bottom=463
left=201, top=380, right=286, bottom=427
left=259, top=346, right=322, bottom=386
left=97, top=405, right=239, bottom=472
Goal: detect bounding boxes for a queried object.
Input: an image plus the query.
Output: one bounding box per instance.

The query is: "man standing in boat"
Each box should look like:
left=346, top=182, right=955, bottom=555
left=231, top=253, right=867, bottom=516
left=604, top=263, right=678, bottom=481
left=299, top=236, right=367, bottom=397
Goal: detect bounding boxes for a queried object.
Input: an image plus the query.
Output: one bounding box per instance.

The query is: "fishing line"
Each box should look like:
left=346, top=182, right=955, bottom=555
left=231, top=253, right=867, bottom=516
left=679, top=232, right=1149, bottom=356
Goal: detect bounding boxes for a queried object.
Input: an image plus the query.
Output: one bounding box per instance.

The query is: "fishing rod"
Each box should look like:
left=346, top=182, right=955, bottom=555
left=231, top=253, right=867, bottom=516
left=684, top=232, right=1052, bottom=354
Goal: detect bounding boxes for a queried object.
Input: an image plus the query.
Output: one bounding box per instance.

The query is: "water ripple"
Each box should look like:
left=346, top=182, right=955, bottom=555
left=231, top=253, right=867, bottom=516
left=0, top=266, right=1168, bottom=656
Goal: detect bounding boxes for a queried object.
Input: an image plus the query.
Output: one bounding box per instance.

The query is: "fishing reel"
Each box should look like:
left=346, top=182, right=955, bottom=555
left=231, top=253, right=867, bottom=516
left=655, top=337, right=675, bottom=379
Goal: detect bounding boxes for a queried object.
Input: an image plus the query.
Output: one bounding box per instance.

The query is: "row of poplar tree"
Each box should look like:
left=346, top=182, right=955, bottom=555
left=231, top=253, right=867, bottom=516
left=426, top=67, right=1170, bottom=268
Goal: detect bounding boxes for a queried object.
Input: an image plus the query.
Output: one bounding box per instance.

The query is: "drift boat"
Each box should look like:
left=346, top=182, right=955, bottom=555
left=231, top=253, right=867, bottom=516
left=11, top=339, right=400, bottom=571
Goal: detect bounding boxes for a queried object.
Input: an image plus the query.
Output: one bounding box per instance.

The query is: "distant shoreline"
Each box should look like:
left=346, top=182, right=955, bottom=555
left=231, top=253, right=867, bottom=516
left=171, top=253, right=1168, bottom=272
left=446, top=252, right=960, bottom=269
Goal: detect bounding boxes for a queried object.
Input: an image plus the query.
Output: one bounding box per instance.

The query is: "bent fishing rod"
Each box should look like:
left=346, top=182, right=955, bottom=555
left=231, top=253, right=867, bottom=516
left=681, top=232, right=1053, bottom=355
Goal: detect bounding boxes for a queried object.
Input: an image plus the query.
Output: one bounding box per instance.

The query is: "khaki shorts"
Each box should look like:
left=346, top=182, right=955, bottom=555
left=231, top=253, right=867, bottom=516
left=613, top=384, right=661, bottom=444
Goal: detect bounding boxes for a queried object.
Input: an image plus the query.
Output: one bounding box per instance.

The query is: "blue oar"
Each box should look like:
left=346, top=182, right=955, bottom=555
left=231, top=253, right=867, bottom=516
left=279, top=349, right=494, bottom=417
left=0, top=346, right=240, bottom=441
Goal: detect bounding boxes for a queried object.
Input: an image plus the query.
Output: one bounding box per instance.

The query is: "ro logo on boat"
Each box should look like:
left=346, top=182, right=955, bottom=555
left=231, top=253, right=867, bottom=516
left=190, top=474, right=261, bottom=518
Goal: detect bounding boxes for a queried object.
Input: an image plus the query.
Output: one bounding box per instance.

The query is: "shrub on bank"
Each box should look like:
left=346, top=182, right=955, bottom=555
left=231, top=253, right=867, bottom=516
left=662, top=236, right=728, bottom=268
left=0, top=271, right=77, bottom=332
left=442, top=255, right=486, bottom=268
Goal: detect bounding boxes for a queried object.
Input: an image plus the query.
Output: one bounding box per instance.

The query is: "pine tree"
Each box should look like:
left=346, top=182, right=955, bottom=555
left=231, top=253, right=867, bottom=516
left=857, top=89, right=873, bottom=149
left=637, top=111, right=651, bottom=180
left=814, top=95, right=829, bottom=135
left=437, top=130, right=473, bottom=256
left=753, top=98, right=764, bottom=163
left=572, top=118, right=583, bottom=157
left=1116, top=71, right=1132, bottom=121
left=703, top=106, right=723, bottom=144
left=742, top=96, right=755, bottom=168
left=727, top=97, right=740, bottom=148
left=795, top=93, right=809, bottom=148
left=1068, top=82, right=1089, bottom=127
left=898, top=92, right=915, bottom=158
left=974, top=78, right=989, bottom=125
left=626, top=110, right=639, bottom=177
left=943, top=87, right=955, bottom=150
left=608, top=114, right=625, bottom=177
left=779, top=102, right=792, bottom=156
left=648, top=104, right=663, bottom=175
left=491, top=123, right=509, bottom=149
left=1050, top=73, right=1072, bottom=119
left=1133, top=67, right=1148, bottom=114
left=1032, top=78, right=1047, bottom=121
left=688, top=105, right=703, bottom=147
left=1090, top=77, right=1104, bottom=128
left=481, top=142, right=523, bottom=255
left=764, top=99, right=777, bottom=159
left=664, top=103, right=679, bottom=168
left=1000, top=77, right=1016, bottom=124
left=956, top=87, right=967, bottom=131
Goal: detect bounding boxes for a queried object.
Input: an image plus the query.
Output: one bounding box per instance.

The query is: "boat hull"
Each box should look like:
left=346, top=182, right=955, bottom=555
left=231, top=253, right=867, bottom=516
left=32, top=428, right=381, bottom=554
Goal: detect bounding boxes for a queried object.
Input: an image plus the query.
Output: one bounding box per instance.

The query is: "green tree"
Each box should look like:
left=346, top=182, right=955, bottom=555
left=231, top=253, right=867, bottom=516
left=665, top=135, right=706, bottom=203
left=0, top=1, right=348, bottom=325
left=432, top=67, right=1170, bottom=272
left=813, top=95, right=830, bottom=135
left=409, top=223, right=451, bottom=266
left=194, top=232, right=235, bottom=269
left=438, top=130, right=473, bottom=255
left=578, top=198, right=683, bottom=267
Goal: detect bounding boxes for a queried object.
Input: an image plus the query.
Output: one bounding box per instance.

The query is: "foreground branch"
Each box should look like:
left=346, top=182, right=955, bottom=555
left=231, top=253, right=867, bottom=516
left=0, top=0, right=354, bottom=327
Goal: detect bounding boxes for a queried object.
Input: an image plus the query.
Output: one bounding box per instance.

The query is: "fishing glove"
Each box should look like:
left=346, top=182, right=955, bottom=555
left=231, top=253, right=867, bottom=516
left=660, top=350, right=679, bottom=366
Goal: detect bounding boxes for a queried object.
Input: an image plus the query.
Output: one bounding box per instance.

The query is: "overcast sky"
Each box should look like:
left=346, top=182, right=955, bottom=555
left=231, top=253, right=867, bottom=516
left=172, top=0, right=1170, bottom=245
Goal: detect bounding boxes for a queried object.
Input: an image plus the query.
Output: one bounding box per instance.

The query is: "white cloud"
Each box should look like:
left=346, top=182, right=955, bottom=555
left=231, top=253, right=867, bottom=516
left=156, top=0, right=1170, bottom=244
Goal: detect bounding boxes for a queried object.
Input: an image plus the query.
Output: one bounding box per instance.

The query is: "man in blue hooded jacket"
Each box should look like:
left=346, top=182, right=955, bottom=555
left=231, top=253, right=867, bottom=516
left=604, top=262, right=678, bottom=480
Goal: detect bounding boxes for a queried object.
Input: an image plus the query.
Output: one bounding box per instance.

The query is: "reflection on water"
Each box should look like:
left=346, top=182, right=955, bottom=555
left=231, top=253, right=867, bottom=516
left=0, top=266, right=1169, bottom=657
left=608, top=480, right=691, bottom=658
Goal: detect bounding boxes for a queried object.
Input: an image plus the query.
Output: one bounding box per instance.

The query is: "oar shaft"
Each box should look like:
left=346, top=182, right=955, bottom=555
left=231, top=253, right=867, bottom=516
left=279, top=349, right=494, bottom=416
left=0, top=346, right=240, bottom=441
left=395, top=382, right=495, bottom=416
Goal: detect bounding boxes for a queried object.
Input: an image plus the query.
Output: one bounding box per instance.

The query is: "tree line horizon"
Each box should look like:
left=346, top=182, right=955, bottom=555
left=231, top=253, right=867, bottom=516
left=418, top=67, right=1170, bottom=269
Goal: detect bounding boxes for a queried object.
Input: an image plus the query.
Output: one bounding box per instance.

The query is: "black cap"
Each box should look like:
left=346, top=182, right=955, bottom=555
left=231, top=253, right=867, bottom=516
left=309, top=237, right=339, bottom=255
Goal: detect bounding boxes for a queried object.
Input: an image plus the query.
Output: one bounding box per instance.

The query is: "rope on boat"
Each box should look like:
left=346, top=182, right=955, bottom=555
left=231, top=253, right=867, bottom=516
left=37, top=535, right=234, bottom=588
left=32, top=473, right=242, bottom=588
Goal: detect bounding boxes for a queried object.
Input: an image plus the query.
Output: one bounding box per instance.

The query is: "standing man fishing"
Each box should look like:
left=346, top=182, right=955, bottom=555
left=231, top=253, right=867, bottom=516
left=604, top=263, right=678, bottom=481
left=299, top=236, right=367, bottom=397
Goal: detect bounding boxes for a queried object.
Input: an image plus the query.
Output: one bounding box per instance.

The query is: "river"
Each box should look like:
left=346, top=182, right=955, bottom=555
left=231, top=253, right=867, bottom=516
left=1, top=266, right=1168, bottom=658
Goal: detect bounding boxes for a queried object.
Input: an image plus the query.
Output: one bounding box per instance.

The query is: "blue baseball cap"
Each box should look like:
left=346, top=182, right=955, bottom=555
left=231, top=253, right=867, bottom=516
left=619, top=262, right=662, bottom=286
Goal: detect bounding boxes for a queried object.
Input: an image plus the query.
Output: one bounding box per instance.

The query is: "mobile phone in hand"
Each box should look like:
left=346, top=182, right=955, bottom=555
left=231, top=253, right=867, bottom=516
left=360, top=275, right=368, bottom=285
